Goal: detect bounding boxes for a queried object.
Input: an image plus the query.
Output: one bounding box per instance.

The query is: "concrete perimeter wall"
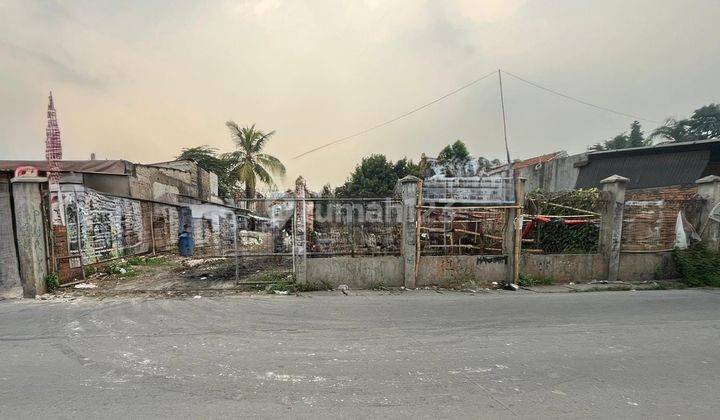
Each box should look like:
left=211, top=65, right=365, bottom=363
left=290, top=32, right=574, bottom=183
left=306, top=251, right=673, bottom=288
left=0, top=176, right=21, bottom=297
left=619, top=251, right=676, bottom=281
left=521, top=254, right=606, bottom=283
left=306, top=256, right=403, bottom=288
left=416, top=255, right=507, bottom=286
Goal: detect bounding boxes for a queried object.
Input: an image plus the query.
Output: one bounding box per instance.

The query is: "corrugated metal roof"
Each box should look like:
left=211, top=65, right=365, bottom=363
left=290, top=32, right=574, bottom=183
left=575, top=149, right=711, bottom=189
left=0, top=160, right=132, bottom=175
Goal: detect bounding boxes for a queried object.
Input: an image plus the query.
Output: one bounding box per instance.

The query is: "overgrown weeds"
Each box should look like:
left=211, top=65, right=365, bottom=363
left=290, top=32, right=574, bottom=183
left=45, top=272, right=59, bottom=293
left=367, top=281, right=386, bottom=291
left=106, top=260, right=137, bottom=277
left=83, top=265, right=97, bottom=277
left=443, top=268, right=477, bottom=289
left=518, top=274, right=554, bottom=287
left=128, top=255, right=169, bottom=266
left=673, top=246, right=720, bottom=287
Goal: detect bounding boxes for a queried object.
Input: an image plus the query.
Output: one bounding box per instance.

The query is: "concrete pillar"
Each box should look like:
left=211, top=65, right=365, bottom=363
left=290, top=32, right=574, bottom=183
left=696, top=175, right=720, bottom=251
left=0, top=178, right=22, bottom=297
left=399, top=176, right=421, bottom=289
left=293, top=176, right=308, bottom=284
left=600, top=175, right=629, bottom=282
left=11, top=176, right=49, bottom=297
left=503, top=177, right=526, bottom=284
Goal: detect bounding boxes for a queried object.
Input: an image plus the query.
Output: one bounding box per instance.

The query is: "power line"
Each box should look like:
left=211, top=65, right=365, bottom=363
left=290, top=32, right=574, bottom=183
left=500, top=69, right=660, bottom=124
left=497, top=70, right=512, bottom=166
left=293, top=70, right=497, bottom=159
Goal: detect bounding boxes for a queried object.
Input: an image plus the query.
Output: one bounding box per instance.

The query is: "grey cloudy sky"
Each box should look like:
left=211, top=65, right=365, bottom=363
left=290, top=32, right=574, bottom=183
left=1, top=0, right=719, bottom=190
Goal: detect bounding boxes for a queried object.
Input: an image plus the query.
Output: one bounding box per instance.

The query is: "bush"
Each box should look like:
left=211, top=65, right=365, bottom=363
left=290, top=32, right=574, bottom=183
left=45, top=272, right=60, bottom=293
left=673, top=246, right=720, bottom=287
left=367, top=281, right=386, bottom=291
left=525, top=189, right=602, bottom=254
left=83, top=265, right=97, bottom=277
left=106, top=260, right=136, bottom=277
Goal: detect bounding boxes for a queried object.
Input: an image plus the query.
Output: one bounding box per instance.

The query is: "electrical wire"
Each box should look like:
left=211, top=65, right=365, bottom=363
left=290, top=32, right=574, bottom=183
left=500, top=69, right=660, bottom=124
left=293, top=70, right=497, bottom=159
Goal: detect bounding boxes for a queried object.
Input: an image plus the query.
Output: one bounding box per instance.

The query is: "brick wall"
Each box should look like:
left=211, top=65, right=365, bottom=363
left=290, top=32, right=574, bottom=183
left=621, top=185, right=704, bottom=251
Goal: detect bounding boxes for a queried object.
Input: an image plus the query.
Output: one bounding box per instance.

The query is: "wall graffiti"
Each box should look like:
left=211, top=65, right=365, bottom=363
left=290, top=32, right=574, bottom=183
left=54, top=187, right=239, bottom=280
left=63, top=189, right=150, bottom=266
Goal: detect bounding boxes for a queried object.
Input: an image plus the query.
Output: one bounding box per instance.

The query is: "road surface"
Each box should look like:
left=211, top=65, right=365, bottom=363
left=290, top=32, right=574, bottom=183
left=1, top=289, right=719, bottom=418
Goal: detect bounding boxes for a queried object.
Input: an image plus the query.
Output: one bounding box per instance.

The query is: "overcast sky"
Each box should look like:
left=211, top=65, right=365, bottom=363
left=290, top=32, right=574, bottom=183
left=1, top=0, right=719, bottom=190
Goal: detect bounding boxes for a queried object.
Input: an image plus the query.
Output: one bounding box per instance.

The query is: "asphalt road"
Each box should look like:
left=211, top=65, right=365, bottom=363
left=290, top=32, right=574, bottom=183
left=1, top=289, right=719, bottom=419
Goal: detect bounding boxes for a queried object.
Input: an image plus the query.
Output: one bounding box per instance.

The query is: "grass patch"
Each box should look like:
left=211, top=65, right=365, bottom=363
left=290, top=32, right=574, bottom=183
left=518, top=274, right=554, bottom=287
left=295, top=281, right=334, bottom=292
left=128, top=255, right=170, bottom=266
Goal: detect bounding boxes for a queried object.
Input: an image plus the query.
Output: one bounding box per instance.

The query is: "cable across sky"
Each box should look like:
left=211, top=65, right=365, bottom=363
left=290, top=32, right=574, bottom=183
left=293, top=69, right=659, bottom=159
left=292, top=70, right=498, bottom=159
left=500, top=70, right=660, bottom=124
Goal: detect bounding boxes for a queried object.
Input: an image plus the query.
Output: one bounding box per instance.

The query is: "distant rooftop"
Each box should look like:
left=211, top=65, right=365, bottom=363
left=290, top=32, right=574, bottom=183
left=576, top=138, right=720, bottom=189
left=0, top=160, right=132, bottom=175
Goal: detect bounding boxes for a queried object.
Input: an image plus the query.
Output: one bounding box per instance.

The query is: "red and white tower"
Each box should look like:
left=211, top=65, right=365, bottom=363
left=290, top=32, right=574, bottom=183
left=46, top=91, right=66, bottom=225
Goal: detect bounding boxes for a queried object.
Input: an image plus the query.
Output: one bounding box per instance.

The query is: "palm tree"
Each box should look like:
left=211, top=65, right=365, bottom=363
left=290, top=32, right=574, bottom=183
left=224, top=121, right=286, bottom=201
left=649, top=118, right=696, bottom=143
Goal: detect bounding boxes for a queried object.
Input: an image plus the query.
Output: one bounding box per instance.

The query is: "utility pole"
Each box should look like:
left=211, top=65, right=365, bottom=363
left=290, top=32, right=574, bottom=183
left=498, top=70, right=512, bottom=169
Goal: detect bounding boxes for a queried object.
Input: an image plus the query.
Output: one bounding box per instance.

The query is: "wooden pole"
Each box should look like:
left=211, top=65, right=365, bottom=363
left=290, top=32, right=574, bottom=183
left=541, top=202, right=600, bottom=216
left=498, top=69, right=512, bottom=168
left=512, top=178, right=525, bottom=285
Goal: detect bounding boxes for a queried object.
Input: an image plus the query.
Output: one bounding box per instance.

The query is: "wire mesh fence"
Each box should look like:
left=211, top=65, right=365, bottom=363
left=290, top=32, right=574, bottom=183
left=309, top=198, right=402, bottom=256
left=237, top=197, right=404, bottom=256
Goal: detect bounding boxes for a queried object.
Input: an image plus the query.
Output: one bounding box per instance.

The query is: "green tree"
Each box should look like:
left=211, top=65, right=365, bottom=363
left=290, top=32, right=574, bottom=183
left=687, top=104, right=720, bottom=140
left=335, top=154, right=403, bottom=198
left=627, top=121, right=649, bottom=147
left=589, top=121, right=652, bottom=152
left=649, top=118, right=695, bottom=143
left=177, top=145, right=234, bottom=197
left=224, top=122, right=286, bottom=199
left=393, top=158, right=425, bottom=179
left=606, top=133, right=629, bottom=150
left=320, top=183, right=334, bottom=198
left=437, top=140, right=470, bottom=164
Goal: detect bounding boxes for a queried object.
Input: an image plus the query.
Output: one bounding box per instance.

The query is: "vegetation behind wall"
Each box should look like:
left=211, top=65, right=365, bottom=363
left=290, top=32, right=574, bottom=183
left=524, top=189, right=603, bottom=254
left=673, top=246, right=720, bottom=287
